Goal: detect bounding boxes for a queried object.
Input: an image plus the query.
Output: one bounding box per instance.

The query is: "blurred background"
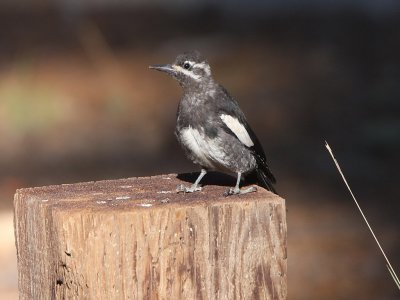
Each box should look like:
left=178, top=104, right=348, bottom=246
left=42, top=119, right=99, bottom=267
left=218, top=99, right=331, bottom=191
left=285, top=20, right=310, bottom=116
left=1, top=0, right=399, bottom=299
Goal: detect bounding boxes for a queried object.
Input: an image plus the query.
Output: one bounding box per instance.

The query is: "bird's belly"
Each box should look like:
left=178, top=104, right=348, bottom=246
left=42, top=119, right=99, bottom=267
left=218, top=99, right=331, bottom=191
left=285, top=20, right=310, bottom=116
left=178, top=126, right=227, bottom=170
left=177, top=126, right=256, bottom=173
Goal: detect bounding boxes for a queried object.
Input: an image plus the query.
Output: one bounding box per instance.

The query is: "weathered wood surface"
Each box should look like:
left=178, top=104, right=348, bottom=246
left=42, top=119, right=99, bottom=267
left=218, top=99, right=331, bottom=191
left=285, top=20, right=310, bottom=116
left=14, top=173, right=287, bottom=299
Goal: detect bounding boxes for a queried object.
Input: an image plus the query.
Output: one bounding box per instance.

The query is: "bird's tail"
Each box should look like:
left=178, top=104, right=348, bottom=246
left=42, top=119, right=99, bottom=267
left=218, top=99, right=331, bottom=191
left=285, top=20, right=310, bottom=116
left=255, top=167, right=278, bottom=195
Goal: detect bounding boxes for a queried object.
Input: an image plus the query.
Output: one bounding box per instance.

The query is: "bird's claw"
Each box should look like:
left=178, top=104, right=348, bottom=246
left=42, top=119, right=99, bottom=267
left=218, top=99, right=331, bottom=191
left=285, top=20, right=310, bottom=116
left=176, top=184, right=202, bottom=193
left=224, top=186, right=257, bottom=196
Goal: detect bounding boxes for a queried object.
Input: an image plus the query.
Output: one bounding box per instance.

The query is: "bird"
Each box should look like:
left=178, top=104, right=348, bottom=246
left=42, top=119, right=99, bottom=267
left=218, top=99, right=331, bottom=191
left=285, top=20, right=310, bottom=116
left=149, top=51, right=277, bottom=196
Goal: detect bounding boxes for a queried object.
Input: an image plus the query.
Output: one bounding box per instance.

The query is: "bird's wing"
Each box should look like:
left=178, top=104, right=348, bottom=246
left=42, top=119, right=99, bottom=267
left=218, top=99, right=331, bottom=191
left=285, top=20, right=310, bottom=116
left=216, top=86, right=276, bottom=185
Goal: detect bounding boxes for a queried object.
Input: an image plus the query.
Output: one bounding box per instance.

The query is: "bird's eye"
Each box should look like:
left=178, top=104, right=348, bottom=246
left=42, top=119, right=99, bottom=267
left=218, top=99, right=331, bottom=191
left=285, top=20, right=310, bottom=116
left=183, top=62, right=191, bottom=70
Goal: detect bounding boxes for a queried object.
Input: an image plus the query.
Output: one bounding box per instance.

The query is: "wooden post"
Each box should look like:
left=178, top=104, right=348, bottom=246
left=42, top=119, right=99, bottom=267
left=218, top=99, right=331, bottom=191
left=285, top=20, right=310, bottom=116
left=14, top=174, right=287, bottom=299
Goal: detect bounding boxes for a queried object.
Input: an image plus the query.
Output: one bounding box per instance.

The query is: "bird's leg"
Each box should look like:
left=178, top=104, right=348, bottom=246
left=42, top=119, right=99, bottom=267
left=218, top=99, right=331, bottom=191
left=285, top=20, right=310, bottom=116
left=224, top=172, right=257, bottom=196
left=177, top=169, right=207, bottom=193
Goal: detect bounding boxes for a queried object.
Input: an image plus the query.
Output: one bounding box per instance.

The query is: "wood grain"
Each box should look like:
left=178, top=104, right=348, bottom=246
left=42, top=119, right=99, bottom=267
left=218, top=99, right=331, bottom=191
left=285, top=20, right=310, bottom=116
left=14, top=173, right=287, bottom=299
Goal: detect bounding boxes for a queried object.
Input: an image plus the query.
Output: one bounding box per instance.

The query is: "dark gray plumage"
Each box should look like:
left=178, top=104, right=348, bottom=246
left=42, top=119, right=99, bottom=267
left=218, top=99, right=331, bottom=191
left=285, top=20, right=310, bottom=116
left=150, top=51, right=276, bottom=195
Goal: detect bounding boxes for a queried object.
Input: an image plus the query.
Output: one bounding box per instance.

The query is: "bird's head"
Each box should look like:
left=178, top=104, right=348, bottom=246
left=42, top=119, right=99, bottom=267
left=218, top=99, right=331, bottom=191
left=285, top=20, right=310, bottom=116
left=149, top=51, right=212, bottom=87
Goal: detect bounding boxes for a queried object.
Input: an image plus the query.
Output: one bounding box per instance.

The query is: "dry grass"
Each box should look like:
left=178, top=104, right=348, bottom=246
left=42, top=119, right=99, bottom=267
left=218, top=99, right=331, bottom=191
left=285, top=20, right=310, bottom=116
left=326, top=141, right=400, bottom=290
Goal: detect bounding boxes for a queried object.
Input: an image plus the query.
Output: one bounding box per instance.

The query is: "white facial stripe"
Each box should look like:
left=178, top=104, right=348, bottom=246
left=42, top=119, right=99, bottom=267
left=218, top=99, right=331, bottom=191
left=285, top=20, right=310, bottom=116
left=173, top=65, right=201, bottom=81
left=220, top=114, right=254, bottom=147
left=193, top=62, right=211, bottom=75
left=184, top=60, right=196, bottom=66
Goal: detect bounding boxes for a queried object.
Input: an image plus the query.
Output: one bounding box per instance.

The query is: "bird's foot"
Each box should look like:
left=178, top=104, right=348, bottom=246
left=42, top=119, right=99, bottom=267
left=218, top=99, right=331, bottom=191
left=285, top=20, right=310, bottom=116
left=176, top=184, right=202, bottom=194
left=224, top=186, right=257, bottom=197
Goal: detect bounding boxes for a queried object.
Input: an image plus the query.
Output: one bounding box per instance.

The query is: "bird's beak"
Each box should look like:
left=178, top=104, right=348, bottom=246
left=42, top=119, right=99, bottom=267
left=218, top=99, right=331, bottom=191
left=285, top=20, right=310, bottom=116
left=149, top=64, right=176, bottom=76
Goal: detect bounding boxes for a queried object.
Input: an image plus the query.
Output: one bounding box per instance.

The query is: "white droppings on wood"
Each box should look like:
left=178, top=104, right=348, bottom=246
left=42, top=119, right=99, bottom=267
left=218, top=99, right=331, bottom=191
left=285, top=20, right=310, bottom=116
left=157, top=190, right=172, bottom=194
left=115, top=196, right=131, bottom=200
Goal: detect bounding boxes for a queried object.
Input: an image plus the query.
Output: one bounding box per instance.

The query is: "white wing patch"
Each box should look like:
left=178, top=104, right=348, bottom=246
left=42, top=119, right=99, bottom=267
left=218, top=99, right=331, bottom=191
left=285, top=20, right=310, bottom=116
left=220, top=114, right=254, bottom=147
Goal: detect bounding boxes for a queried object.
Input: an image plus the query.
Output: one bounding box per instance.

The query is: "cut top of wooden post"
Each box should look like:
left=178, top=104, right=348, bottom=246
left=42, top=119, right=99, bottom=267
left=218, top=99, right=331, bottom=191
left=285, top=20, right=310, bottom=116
left=14, top=173, right=287, bottom=299
left=15, top=173, right=282, bottom=209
